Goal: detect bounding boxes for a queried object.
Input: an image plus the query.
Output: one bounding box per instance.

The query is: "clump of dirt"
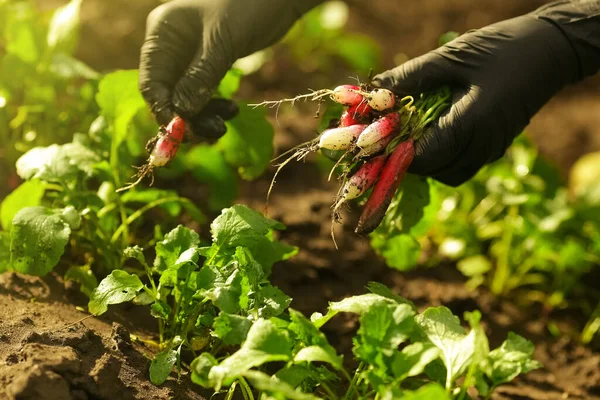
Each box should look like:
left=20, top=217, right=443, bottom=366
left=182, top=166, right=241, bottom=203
left=0, top=272, right=208, bottom=400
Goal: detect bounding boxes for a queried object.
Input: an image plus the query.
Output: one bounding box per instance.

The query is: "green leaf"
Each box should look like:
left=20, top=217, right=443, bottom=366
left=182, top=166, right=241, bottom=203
left=123, top=245, right=149, bottom=268
left=487, top=332, right=541, bottom=386
left=88, top=270, right=144, bottom=315
left=153, top=225, right=200, bottom=271
left=288, top=309, right=342, bottom=370
left=150, top=349, right=177, bottom=385
left=395, top=174, right=432, bottom=235
left=218, top=103, right=274, bottom=180
left=0, top=232, right=12, bottom=272
left=46, top=0, right=81, bottom=54
left=294, top=346, right=342, bottom=370
left=354, top=303, right=415, bottom=364
left=208, top=319, right=292, bottom=390
left=212, top=312, right=253, bottom=345
left=210, top=205, right=276, bottom=250
left=217, top=69, right=242, bottom=98
left=184, top=144, right=238, bottom=210
left=4, top=2, right=39, bottom=64
left=64, top=265, right=98, bottom=297
left=191, top=353, right=218, bottom=387
left=10, top=206, right=80, bottom=276
left=0, top=180, right=45, bottom=230
left=366, top=282, right=416, bottom=309
left=16, top=142, right=100, bottom=183
left=457, top=255, right=491, bottom=277
left=96, top=70, right=146, bottom=150
left=391, top=342, right=441, bottom=380
left=312, top=293, right=396, bottom=328
left=243, top=370, right=320, bottom=400
left=333, top=34, right=381, bottom=73
left=370, top=234, right=421, bottom=271
left=463, top=310, right=492, bottom=392
left=197, top=265, right=244, bottom=314
left=258, top=284, right=292, bottom=318
left=150, top=301, right=171, bottom=320
left=251, top=234, right=298, bottom=276
left=416, top=306, right=476, bottom=389
left=50, top=53, right=100, bottom=80
left=400, top=383, right=450, bottom=400
left=196, top=306, right=217, bottom=329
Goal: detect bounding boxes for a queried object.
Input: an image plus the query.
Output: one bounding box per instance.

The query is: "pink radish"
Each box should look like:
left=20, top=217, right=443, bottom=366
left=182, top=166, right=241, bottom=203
left=355, top=139, right=415, bottom=234
left=116, top=116, right=186, bottom=192
left=331, top=85, right=363, bottom=106
left=367, top=88, right=395, bottom=111
left=339, top=103, right=373, bottom=127
left=335, top=155, right=387, bottom=210
left=148, top=116, right=185, bottom=167
left=318, top=124, right=367, bottom=151
left=356, top=112, right=401, bottom=148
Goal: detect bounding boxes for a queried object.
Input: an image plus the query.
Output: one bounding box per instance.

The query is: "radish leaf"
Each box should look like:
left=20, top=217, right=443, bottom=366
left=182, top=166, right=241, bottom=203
left=10, top=206, right=80, bottom=276
left=88, top=270, right=144, bottom=315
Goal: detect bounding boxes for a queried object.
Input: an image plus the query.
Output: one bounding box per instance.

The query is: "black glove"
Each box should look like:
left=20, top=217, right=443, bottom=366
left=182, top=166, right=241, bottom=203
left=139, top=0, right=323, bottom=139
left=373, top=0, right=600, bottom=186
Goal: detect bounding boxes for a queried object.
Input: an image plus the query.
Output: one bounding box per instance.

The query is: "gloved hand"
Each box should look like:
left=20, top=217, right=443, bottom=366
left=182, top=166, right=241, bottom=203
left=139, top=0, right=322, bottom=138
left=373, top=0, right=600, bottom=186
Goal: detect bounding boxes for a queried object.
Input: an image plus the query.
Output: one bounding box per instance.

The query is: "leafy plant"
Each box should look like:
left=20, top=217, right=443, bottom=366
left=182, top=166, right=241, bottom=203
left=0, top=0, right=99, bottom=196
left=371, top=136, right=600, bottom=343
left=88, top=204, right=297, bottom=385
left=88, top=204, right=540, bottom=398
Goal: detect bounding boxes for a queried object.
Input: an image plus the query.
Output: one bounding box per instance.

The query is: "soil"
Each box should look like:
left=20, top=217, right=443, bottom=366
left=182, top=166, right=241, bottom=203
left=3, top=0, right=600, bottom=399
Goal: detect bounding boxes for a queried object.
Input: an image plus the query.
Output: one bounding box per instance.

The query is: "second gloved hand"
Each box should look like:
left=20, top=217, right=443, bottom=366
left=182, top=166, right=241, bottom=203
left=373, top=1, right=600, bottom=186
left=139, top=0, right=322, bottom=137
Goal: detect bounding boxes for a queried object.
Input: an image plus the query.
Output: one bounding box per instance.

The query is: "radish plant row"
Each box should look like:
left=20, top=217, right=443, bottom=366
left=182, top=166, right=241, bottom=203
left=90, top=204, right=540, bottom=399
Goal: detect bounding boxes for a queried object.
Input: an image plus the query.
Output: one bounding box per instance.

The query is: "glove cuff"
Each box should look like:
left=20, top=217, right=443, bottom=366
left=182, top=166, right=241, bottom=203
left=530, top=0, right=600, bottom=81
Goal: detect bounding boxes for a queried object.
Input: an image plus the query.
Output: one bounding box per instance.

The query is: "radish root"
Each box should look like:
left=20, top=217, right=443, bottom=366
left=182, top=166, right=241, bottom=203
left=116, top=164, right=155, bottom=193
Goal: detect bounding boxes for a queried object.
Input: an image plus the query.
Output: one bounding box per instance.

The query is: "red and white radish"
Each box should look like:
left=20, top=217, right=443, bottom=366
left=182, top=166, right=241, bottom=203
left=355, top=135, right=395, bottom=159
left=356, top=112, right=401, bottom=148
left=335, top=155, right=387, bottom=210
left=148, top=116, right=185, bottom=167
left=116, top=115, right=186, bottom=192
left=339, top=102, right=373, bottom=127
left=355, top=139, right=415, bottom=234
left=331, top=85, right=364, bottom=106
left=318, top=124, right=367, bottom=151
left=367, top=88, right=395, bottom=111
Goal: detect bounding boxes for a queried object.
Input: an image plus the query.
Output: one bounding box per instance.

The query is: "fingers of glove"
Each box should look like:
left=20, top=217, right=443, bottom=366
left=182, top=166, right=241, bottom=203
left=408, top=86, right=476, bottom=176
left=412, top=88, right=511, bottom=187
left=431, top=134, right=501, bottom=187
left=139, top=3, right=199, bottom=124
left=187, top=114, right=227, bottom=142
left=172, top=30, right=233, bottom=117
left=202, top=98, right=239, bottom=121
left=371, top=51, right=464, bottom=95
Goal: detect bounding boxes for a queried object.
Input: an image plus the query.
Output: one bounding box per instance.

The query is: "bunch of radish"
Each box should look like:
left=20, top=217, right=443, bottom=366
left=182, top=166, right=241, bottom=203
left=255, top=83, right=452, bottom=238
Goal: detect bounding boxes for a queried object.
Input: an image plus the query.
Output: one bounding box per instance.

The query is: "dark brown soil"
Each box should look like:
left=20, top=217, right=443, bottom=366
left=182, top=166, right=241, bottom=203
left=3, top=0, right=600, bottom=399
left=0, top=272, right=210, bottom=400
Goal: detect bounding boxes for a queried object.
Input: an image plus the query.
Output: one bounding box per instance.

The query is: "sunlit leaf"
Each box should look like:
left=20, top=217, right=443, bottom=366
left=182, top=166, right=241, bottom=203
left=10, top=206, right=80, bottom=276
left=0, top=180, right=45, bottom=231
left=88, top=270, right=144, bottom=315
left=219, top=103, right=274, bottom=180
